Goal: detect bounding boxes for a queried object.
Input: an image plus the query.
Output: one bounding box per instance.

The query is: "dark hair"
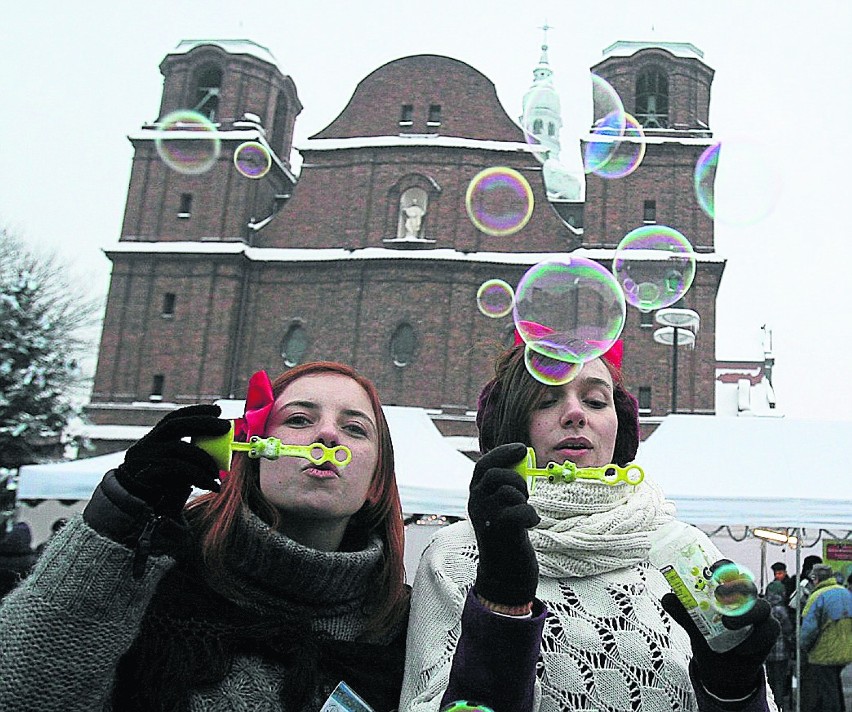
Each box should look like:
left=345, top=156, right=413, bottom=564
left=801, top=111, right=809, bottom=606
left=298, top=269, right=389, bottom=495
left=771, top=562, right=787, bottom=572
left=188, top=361, right=408, bottom=639
left=476, top=344, right=640, bottom=466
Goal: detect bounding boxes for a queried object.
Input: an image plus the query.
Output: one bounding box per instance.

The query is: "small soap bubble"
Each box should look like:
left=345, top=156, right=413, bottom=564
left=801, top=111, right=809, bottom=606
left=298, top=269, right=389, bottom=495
left=694, top=137, right=782, bottom=226
left=613, top=226, right=696, bottom=312
left=465, top=167, right=534, bottom=237
left=524, top=345, right=583, bottom=385
left=589, top=113, right=647, bottom=179
left=440, top=703, right=496, bottom=712
left=154, top=109, right=221, bottom=175
left=711, top=562, right=758, bottom=616
left=584, top=74, right=627, bottom=175
left=234, top=141, right=272, bottom=179
left=476, top=279, right=515, bottom=318
left=513, top=257, right=626, bottom=364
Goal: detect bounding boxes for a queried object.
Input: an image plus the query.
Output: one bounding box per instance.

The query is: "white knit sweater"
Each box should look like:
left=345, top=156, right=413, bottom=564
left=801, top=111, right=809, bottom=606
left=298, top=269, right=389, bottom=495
left=401, top=477, right=777, bottom=712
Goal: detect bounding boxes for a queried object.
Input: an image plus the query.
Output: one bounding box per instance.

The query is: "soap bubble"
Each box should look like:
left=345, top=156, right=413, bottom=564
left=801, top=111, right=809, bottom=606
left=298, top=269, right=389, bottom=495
left=711, top=562, right=758, bottom=616
left=465, top=167, right=534, bottom=236
left=154, top=109, right=221, bottom=175
left=521, top=87, right=558, bottom=164
left=513, top=257, right=626, bottom=364
left=613, top=226, right=696, bottom=312
left=234, top=141, right=272, bottom=179
left=524, top=345, right=583, bottom=385
left=589, top=113, right=646, bottom=179
left=440, top=703, right=496, bottom=712
left=694, top=137, right=782, bottom=226
left=476, top=279, right=514, bottom=318
left=583, top=74, right=627, bottom=175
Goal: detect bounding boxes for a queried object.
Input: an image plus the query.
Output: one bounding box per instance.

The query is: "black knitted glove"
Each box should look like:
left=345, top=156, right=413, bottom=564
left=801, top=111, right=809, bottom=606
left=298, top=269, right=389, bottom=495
left=114, top=404, right=231, bottom=517
left=662, top=591, right=779, bottom=702
left=469, top=442, right=540, bottom=606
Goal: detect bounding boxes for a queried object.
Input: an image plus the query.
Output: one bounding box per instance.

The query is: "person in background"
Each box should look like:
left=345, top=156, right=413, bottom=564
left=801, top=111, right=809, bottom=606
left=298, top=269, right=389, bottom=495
left=770, top=562, right=795, bottom=604
left=799, top=564, right=852, bottom=712
left=0, top=362, right=409, bottom=711
left=789, top=555, right=823, bottom=615
left=402, top=342, right=780, bottom=711
left=0, top=520, right=37, bottom=599
left=764, top=581, right=794, bottom=711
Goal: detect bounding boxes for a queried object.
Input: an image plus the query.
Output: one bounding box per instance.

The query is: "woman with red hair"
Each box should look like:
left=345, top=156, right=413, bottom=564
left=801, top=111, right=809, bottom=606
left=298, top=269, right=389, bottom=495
left=0, top=362, right=409, bottom=711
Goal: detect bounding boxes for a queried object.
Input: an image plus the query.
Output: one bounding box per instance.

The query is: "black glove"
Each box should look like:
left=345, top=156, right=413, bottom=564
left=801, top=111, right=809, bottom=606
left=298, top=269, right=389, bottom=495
left=469, top=442, right=540, bottom=606
left=662, top=591, right=780, bottom=702
left=114, top=404, right=231, bottom=516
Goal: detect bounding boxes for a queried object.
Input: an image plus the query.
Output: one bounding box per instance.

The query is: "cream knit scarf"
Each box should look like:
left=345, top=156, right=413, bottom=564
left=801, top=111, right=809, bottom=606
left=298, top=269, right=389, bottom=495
left=528, top=475, right=676, bottom=578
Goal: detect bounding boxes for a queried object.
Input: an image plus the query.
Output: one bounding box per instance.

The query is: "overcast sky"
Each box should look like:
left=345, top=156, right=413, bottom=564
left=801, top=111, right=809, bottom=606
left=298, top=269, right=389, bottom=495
left=1, top=1, right=850, bottom=419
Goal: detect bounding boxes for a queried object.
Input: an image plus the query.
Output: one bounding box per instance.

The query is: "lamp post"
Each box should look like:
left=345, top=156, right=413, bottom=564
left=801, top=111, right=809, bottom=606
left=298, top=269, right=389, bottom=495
left=653, top=308, right=700, bottom=413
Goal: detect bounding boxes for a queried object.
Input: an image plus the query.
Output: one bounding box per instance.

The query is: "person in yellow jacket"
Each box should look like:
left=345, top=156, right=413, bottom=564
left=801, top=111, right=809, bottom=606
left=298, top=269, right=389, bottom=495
left=799, top=564, right=852, bottom=712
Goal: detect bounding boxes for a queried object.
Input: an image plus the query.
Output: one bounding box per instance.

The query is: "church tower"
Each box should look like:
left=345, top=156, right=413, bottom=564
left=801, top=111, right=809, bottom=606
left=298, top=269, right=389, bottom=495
left=580, top=41, right=721, bottom=418
left=87, top=40, right=301, bottom=431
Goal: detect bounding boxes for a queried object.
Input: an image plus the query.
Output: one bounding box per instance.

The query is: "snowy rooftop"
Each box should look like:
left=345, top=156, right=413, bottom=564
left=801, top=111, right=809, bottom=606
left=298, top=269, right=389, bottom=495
left=299, top=135, right=544, bottom=154
left=168, top=39, right=279, bottom=68
left=104, top=242, right=727, bottom=266
left=601, top=41, right=705, bottom=61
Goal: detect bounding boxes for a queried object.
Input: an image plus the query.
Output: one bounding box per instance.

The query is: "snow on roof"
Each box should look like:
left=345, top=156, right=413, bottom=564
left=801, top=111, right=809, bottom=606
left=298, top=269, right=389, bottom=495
left=601, top=41, right=705, bottom=60
left=104, top=242, right=727, bottom=266
left=168, top=39, right=279, bottom=68
left=582, top=132, right=716, bottom=147
left=299, top=135, right=545, bottom=155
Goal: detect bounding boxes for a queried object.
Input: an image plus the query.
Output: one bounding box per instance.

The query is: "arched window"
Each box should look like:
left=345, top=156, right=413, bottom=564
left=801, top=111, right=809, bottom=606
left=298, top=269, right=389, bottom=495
left=271, top=93, right=288, bottom=159
left=397, top=187, right=428, bottom=239
left=532, top=118, right=543, bottom=135
left=281, top=322, right=308, bottom=367
left=635, top=68, right=669, bottom=129
left=547, top=121, right=556, bottom=137
left=192, top=65, right=222, bottom=121
left=390, top=323, right=416, bottom=367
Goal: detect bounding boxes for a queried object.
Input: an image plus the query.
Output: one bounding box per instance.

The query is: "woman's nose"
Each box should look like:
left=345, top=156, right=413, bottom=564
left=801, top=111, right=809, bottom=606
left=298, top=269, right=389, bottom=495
left=559, top=398, right=586, bottom=428
left=313, top=419, right=340, bottom=445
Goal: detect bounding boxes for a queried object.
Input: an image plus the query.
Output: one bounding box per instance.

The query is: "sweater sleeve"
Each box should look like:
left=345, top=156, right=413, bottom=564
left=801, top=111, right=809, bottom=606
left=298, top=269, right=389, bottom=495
left=400, top=522, right=544, bottom=712
left=800, top=596, right=822, bottom=651
left=0, top=514, right=176, bottom=711
left=690, top=662, right=777, bottom=712
left=439, top=590, right=546, bottom=711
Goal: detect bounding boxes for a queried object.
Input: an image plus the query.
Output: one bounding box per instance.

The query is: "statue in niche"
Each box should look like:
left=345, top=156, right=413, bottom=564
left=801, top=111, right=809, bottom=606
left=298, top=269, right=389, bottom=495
left=402, top=199, right=425, bottom=238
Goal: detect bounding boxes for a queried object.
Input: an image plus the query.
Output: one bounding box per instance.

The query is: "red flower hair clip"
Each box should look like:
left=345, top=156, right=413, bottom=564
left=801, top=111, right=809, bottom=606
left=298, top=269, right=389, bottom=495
left=234, top=370, right=275, bottom=441
left=512, top=326, right=623, bottom=370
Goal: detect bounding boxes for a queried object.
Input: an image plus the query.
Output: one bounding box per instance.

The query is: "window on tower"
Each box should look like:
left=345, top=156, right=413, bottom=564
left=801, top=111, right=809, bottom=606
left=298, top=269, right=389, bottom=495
left=178, top=193, right=193, bottom=218
left=547, top=122, right=556, bottom=137
left=150, top=374, right=165, bottom=402
left=635, top=67, right=669, bottom=129
left=192, top=65, right=222, bottom=121
left=643, top=200, right=657, bottom=223
left=281, top=322, right=309, bottom=368
left=162, top=293, right=176, bottom=318
left=638, top=386, right=652, bottom=414
left=399, top=104, right=414, bottom=127
left=390, top=323, right=416, bottom=367
left=427, top=104, right=442, bottom=127
left=532, top=118, right=543, bottom=135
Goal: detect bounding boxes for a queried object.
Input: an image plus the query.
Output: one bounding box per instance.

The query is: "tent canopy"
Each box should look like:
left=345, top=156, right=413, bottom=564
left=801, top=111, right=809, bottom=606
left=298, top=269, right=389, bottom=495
left=637, top=414, right=852, bottom=531
left=17, top=405, right=473, bottom=517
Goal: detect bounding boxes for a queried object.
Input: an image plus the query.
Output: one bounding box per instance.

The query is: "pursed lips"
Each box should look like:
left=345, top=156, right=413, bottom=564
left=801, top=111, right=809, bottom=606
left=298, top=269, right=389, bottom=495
left=303, top=461, right=340, bottom=478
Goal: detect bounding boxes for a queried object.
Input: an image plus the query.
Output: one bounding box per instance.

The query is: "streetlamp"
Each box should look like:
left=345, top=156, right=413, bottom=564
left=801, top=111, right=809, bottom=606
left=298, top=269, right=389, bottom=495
left=653, top=308, right=700, bottom=413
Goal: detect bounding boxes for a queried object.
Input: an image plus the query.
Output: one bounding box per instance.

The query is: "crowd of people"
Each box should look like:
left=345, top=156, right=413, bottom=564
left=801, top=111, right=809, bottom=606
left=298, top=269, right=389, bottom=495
left=0, top=345, right=849, bottom=711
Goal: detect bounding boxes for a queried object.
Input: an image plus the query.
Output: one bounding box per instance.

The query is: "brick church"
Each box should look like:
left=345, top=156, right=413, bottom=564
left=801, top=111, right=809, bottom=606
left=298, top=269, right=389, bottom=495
left=85, top=37, right=724, bottom=455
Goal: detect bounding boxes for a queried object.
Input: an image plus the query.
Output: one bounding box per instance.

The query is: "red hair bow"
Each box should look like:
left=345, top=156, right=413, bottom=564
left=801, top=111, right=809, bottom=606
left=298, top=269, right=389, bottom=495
left=234, top=371, right=275, bottom=440
left=513, top=326, right=623, bottom=370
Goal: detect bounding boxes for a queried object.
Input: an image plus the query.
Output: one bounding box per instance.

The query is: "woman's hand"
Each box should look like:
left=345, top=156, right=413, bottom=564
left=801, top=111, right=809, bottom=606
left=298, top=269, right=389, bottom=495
left=115, top=404, right=231, bottom=516
left=468, top=442, right=540, bottom=608
left=662, top=592, right=780, bottom=702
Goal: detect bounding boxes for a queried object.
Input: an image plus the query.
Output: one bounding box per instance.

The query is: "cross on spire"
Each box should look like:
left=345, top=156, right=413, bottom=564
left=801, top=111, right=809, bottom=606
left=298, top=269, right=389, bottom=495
left=538, top=20, right=554, bottom=49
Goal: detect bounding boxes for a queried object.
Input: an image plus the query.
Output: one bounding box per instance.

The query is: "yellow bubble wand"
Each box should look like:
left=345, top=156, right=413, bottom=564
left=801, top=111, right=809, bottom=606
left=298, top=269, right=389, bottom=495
left=193, top=421, right=351, bottom=472
left=512, top=447, right=644, bottom=494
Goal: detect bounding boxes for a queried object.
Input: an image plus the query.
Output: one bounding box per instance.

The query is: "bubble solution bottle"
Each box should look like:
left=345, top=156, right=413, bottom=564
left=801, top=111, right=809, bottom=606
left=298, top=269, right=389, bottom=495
left=649, top=520, right=752, bottom=652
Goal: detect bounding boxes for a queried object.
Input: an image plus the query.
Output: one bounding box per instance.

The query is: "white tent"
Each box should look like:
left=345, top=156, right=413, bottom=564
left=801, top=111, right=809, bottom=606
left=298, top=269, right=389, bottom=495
left=636, top=414, right=852, bottom=531
left=17, top=405, right=473, bottom=517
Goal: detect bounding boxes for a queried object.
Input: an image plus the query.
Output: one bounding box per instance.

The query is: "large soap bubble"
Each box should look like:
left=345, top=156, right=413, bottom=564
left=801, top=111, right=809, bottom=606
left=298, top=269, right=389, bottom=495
left=524, top=345, right=583, bottom=385
left=711, top=562, right=758, bottom=617
left=465, top=167, right=534, bottom=237
left=154, top=109, right=221, bottom=175
left=513, top=257, right=626, bottom=364
left=589, top=113, right=647, bottom=179
left=583, top=74, right=627, bottom=175
left=613, top=226, right=696, bottom=312
left=476, top=279, right=514, bottom=318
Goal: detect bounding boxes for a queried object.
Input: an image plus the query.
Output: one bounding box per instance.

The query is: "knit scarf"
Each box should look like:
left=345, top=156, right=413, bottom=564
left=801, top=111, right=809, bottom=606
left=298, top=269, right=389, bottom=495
left=528, top=475, right=676, bottom=578
left=111, top=510, right=406, bottom=712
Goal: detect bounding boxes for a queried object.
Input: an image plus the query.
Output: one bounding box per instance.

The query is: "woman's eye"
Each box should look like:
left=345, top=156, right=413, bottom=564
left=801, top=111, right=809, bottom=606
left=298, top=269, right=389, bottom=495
left=537, top=398, right=557, bottom=410
left=344, top=423, right=368, bottom=437
left=284, top=414, right=311, bottom=426
left=585, top=399, right=608, bottom=409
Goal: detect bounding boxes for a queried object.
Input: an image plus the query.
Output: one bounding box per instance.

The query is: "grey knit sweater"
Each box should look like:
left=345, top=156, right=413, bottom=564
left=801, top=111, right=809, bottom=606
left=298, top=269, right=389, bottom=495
left=0, top=510, right=390, bottom=711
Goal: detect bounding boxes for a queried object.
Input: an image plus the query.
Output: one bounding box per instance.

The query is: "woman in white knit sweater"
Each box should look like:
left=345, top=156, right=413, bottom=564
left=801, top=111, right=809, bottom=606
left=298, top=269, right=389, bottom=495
left=401, top=342, right=779, bottom=712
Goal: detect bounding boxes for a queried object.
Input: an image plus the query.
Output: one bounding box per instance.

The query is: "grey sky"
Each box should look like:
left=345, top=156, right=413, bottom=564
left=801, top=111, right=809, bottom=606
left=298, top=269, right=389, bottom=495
left=1, top=0, right=850, bottom=419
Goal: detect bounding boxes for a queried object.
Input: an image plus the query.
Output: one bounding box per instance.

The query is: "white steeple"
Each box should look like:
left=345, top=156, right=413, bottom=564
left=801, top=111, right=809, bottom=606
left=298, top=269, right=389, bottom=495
left=521, top=22, right=563, bottom=159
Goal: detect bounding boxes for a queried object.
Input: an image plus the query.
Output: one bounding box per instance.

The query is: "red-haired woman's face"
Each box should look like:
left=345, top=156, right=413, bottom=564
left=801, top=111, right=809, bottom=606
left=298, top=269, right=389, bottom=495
left=259, top=373, right=379, bottom=529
